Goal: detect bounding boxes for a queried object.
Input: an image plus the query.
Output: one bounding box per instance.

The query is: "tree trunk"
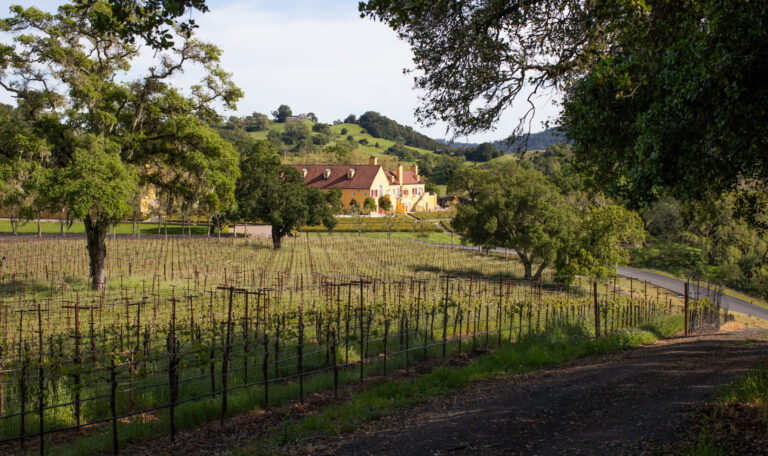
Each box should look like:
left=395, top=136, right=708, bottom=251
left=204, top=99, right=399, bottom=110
left=533, top=262, right=548, bottom=281
left=10, top=209, right=18, bottom=236
left=84, top=215, right=109, bottom=290
left=36, top=216, right=41, bottom=238
left=271, top=225, right=282, bottom=249
left=518, top=252, right=533, bottom=280
left=60, top=208, right=65, bottom=237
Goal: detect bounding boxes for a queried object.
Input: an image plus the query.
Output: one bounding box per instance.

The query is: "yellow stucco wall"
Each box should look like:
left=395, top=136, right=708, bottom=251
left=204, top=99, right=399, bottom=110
left=336, top=168, right=392, bottom=212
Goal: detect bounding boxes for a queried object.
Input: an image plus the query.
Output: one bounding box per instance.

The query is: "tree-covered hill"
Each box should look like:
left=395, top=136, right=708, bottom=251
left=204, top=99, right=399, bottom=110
left=445, top=127, right=569, bottom=153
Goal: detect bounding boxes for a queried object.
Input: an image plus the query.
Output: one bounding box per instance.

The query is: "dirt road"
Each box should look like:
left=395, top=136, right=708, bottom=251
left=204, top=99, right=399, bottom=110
left=311, top=329, right=768, bottom=456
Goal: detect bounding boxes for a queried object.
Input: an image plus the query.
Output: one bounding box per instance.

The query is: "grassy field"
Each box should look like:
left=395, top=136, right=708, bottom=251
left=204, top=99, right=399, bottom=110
left=307, top=230, right=457, bottom=244
left=0, top=220, right=215, bottom=236
left=301, top=215, right=442, bottom=233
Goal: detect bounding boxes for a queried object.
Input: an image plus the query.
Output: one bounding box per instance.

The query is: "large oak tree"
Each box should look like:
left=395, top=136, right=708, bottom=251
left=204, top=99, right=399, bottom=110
left=0, top=2, right=241, bottom=289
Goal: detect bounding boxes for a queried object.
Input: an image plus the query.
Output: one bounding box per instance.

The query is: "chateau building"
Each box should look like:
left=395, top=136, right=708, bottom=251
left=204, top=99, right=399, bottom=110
left=292, top=157, right=437, bottom=214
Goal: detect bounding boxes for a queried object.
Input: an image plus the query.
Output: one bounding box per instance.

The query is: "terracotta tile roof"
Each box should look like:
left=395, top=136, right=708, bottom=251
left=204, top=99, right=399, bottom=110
left=385, top=171, right=424, bottom=185
left=292, top=164, right=381, bottom=189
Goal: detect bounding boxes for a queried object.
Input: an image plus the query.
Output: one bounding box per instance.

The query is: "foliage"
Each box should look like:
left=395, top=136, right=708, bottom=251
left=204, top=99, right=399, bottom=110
left=306, top=187, right=341, bottom=234
left=312, top=123, right=332, bottom=135
left=83, top=0, right=209, bottom=50
left=451, top=142, right=502, bottom=162
left=226, top=112, right=270, bottom=132
left=357, top=111, right=449, bottom=153
left=282, top=122, right=312, bottom=143
left=520, top=143, right=585, bottom=194
left=561, top=0, right=768, bottom=207
left=378, top=195, right=392, bottom=212
left=362, top=0, right=768, bottom=218
left=0, top=3, right=241, bottom=287
left=358, top=0, right=633, bottom=139
left=561, top=205, right=645, bottom=279
left=643, top=197, right=685, bottom=241
left=452, top=164, right=576, bottom=280
left=446, top=167, right=485, bottom=202
left=416, top=154, right=464, bottom=185
left=272, top=104, right=293, bottom=123
left=363, top=197, right=377, bottom=214
left=235, top=141, right=308, bottom=248
left=452, top=163, right=644, bottom=280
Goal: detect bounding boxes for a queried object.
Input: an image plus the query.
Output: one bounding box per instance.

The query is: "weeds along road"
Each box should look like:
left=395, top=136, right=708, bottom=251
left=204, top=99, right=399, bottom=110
left=328, top=329, right=768, bottom=456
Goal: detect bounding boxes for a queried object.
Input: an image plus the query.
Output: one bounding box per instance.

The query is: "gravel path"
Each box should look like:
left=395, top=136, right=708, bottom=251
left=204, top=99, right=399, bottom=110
left=315, top=329, right=768, bottom=456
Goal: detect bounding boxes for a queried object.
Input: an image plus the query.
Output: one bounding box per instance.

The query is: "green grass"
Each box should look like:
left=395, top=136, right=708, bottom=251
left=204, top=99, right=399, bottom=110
left=307, top=230, right=457, bottom=244
left=679, top=431, right=728, bottom=456
left=0, top=220, right=216, bottom=236
left=718, top=363, right=768, bottom=406
left=302, top=215, right=442, bottom=233
left=630, top=238, right=703, bottom=277
left=246, top=121, right=436, bottom=163
left=678, top=363, right=768, bottom=455
left=240, top=315, right=682, bottom=453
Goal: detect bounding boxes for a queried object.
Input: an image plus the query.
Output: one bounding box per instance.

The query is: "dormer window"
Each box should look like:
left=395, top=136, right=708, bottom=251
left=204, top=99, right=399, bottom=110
left=348, top=168, right=356, bottom=179
left=324, top=168, right=332, bottom=179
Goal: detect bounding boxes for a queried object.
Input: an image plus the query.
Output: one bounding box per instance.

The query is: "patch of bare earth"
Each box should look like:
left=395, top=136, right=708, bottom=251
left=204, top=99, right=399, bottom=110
left=279, top=328, right=768, bottom=456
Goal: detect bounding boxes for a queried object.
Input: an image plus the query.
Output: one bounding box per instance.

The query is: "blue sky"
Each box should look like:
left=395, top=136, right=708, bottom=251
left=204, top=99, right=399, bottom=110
left=0, top=0, right=560, bottom=142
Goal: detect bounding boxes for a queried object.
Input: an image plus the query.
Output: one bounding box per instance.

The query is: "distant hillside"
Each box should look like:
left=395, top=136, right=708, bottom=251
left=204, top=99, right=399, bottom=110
left=356, top=112, right=451, bottom=153
left=444, top=127, right=569, bottom=153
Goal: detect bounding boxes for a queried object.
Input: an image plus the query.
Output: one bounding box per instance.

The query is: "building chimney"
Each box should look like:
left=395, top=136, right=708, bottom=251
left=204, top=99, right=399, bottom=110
left=396, top=164, right=403, bottom=185
left=324, top=168, right=331, bottom=179
left=347, top=168, right=356, bottom=179
left=369, top=156, right=378, bottom=166
left=410, top=164, right=419, bottom=177
left=301, top=168, right=308, bottom=178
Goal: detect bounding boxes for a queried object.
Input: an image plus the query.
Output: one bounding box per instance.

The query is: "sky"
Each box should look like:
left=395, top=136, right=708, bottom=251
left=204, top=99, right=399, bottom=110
left=0, top=0, right=561, bottom=143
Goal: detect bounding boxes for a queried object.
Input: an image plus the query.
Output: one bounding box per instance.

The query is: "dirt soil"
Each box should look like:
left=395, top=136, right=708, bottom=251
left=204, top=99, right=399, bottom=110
left=284, top=328, right=768, bottom=456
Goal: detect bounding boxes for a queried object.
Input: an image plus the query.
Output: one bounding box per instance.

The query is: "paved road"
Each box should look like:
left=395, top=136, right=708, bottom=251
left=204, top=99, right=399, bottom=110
left=617, top=266, right=768, bottom=321
left=418, top=241, right=768, bottom=322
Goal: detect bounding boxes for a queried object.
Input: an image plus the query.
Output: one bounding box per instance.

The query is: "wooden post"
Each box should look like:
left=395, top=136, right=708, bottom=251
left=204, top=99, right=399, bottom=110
left=442, top=275, right=451, bottom=360
left=684, top=282, right=689, bottom=336
left=110, top=356, right=118, bottom=456
left=593, top=282, right=600, bottom=339
left=331, top=329, right=338, bottom=398
left=262, top=333, right=269, bottom=408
